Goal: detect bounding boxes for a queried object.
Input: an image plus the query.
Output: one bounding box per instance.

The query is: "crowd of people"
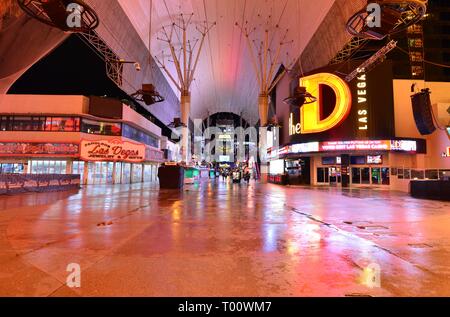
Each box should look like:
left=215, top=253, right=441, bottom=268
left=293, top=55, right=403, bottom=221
left=218, top=165, right=252, bottom=184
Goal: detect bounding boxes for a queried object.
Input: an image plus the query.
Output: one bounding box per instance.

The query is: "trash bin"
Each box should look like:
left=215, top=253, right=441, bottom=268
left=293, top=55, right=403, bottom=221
left=158, top=164, right=184, bottom=189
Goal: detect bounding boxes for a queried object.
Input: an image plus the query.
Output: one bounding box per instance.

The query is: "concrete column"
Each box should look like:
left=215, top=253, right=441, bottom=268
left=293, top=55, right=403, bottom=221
left=259, top=126, right=269, bottom=183
left=258, top=94, right=270, bottom=183
left=82, top=162, right=89, bottom=185
left=258, top=94, right=269, bottom=128
left=181, top=92, right=191, bottom=163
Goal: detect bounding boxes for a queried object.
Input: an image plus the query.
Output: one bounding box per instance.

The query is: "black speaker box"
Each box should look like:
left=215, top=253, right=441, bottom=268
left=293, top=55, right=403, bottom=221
left=411, top=89, right=436, bottom=135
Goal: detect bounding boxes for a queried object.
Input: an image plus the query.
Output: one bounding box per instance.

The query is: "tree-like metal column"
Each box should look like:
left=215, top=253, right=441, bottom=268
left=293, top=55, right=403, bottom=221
left=237, top=17, right=291, bottom=179
left=155, top=14, right=215, bottom=163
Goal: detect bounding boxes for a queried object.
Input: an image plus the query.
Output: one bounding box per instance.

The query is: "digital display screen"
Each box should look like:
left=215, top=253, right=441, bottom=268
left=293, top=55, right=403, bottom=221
left=367, top=155, right=382, bottom=164
left=351, top=156, right=366, bottom=165
left=390, top=140, right=417, bottom=152
left=269, top=160, right=285, bottom=175
left=322, top=157, right=336, bottom=165
left=219, top=155, right=230, bottom=162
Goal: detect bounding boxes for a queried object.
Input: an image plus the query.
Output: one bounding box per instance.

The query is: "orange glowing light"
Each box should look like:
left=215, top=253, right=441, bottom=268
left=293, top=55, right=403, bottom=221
left=299, top=73, right=352, bottom=134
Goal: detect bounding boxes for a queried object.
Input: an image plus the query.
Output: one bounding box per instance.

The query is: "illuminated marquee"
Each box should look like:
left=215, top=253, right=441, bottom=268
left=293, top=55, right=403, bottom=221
left=0, top=142, right=79, bottom=156
left=80, top=139, right=146, bottom=163
left=356, top=69, right=368, bottom=132
left=320, top=140, right=390, bottom=151
left=268, top=139, right=419, bottom=158
left=290, top=73, right=352, bottom=135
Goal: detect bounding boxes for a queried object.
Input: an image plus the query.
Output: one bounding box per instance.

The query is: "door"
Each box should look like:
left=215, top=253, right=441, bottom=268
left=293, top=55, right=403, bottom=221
left=329, top=167, right=342, bottom=186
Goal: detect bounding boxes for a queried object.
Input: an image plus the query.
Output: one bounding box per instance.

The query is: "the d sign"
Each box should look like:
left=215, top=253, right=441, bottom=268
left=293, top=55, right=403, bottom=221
left=299, top=73, right=352, bottom=134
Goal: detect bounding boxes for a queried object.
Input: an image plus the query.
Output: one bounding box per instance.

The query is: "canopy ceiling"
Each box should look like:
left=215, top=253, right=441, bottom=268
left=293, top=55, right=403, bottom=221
left=118, top=0, right=336, bottom=124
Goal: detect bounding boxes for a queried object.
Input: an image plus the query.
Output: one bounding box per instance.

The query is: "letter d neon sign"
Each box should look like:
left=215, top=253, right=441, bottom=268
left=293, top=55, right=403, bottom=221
left=299, top=73, right=352, bottom=134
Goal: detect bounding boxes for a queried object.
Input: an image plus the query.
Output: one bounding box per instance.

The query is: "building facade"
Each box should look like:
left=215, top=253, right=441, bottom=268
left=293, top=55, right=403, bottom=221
left=0, top=95, right=164, bottom=185
left=268, top=61, right=450, bottom=192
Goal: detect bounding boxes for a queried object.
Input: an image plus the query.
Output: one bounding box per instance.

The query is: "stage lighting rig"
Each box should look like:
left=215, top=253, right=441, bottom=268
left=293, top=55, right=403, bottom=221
left=346, top=0, right=428, bottom=40
left=17, top=0, right=99, bottom=33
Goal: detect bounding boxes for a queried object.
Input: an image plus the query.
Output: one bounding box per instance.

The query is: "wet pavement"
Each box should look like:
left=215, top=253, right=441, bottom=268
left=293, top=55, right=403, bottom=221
left=0, top=180, right=449, bottom=297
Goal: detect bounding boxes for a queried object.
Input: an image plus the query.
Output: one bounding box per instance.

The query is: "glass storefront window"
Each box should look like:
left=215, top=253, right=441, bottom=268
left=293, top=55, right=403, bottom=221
left=73, top=161, right=85, bottom=176
left=87, top=162, right=95, bottom=184
left=115, top=162, right=122, bottom=184
left=425, top=170, right=438, bottom=180
left=106, top=162, right=114, bottom=184
left=361, top=168, right=370, bottom=184
left=122, top=163, right=131, bottom=184
left=123, top=124, right=158, bottom=148
left=371, top=168, right=381, bottom=185
left=381, top=168, right=390, bottom=185
left=404, top=169, right=411, bottom=179
left=144, top=164, right=152, bottom=182
left=81, top=118, right=122, bottom=136
left=132, top=164, right=143, bottom=183
left=0, top=116, right=9, bottom=131
left=411, top=170, right=425, bottom=180
left=317, top=168, right=325, bottom=183
left=352, top=168, right=361, bottom=184
left=0, top=163, right=25, bottom=174
left=30, top=160, right=67, bottom=174
left=439, top=170, right=450, bottom=180
left=49, top=117, right=80, bottom=132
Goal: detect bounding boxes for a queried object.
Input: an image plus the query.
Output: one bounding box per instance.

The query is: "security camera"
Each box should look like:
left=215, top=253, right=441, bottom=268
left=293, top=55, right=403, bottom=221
left=134, top=62, right=141, bottom=72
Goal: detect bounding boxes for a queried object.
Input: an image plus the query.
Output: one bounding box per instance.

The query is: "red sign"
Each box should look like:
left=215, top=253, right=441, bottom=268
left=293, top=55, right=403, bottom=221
left=80, top=139, right=145, bottom=163
left=0, top=142, right=79, bottom=157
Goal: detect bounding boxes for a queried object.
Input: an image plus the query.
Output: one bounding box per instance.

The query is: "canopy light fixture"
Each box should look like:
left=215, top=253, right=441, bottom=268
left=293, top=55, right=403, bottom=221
left=131, top=84, right=165, bottom=106
left=283, top=86, right=317, bottom=107
left=17, top=0, right=99, bottom=32
left=168, top=118, right=187, bottom=129
left=346, top=0, right=428, bottom=40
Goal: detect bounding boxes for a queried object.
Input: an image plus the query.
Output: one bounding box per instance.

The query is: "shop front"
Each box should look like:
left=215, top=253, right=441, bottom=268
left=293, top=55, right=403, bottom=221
left=268, top=60, right=450, bottom=192
left=78, top=139, right=163, bottom=185
left=316, top=155, right=391, bottom=187
left=0, top=139, right=163, bottom=185
left=268, top=139, right=426, bottom=188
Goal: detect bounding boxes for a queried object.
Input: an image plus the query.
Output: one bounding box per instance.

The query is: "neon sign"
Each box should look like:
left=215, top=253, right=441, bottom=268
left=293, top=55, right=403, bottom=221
left=80, top=139, right=145, bottom=162
left=356, top=69, right=368, bottom=132
left=320, top=140, right=390, bottom=151
left=268, top=139, right=419, bottom=158
left=0, top=142, right=79, bottom=156
left=290, top=73, right=352, bottom=135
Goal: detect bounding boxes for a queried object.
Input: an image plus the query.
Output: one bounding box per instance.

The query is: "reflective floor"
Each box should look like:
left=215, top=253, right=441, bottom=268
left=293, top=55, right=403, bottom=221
left=0, top=180, right=449, bottom=297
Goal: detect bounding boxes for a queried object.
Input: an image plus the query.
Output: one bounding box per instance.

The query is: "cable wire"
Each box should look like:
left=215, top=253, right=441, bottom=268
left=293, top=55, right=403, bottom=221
left=396, top=45, right=450, bottom=69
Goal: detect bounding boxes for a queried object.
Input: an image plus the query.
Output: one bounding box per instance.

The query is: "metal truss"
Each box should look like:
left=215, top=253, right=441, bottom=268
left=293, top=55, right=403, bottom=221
left=329, top=37, right=370, bottom=65
left=17, top=0, right=99, bottom=32
left=77, top=30, right=123, bottom=87
left=345, top=39, right=397, bottom=82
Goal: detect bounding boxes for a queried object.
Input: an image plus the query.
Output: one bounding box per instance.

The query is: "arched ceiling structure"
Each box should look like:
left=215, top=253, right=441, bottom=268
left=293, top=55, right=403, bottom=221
left=118, top=0, right=338, bottom=125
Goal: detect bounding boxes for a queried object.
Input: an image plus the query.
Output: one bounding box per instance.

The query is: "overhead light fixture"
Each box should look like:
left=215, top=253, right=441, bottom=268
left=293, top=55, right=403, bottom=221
left=17, top=0, right=99, bottom=32
left=283, top=86, right=317, bottom=107
left=346, top=0, right=428, bottom=40
left=168, top=118, right=187, bottom=129
left=131, top=84, right=165, bottom=106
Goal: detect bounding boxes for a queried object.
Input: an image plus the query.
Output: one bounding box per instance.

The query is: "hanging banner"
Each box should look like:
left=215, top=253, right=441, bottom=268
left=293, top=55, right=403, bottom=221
left=80, top=139, right=145, bottom=163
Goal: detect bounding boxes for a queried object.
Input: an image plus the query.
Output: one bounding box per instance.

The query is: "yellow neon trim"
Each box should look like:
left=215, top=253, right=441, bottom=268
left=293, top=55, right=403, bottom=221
left=300, top=73, right=352, bottom=134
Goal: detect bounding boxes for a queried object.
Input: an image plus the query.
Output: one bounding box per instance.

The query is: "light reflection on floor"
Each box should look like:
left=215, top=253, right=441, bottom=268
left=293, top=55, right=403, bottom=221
left=0, top=179, right=449, bottom=296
